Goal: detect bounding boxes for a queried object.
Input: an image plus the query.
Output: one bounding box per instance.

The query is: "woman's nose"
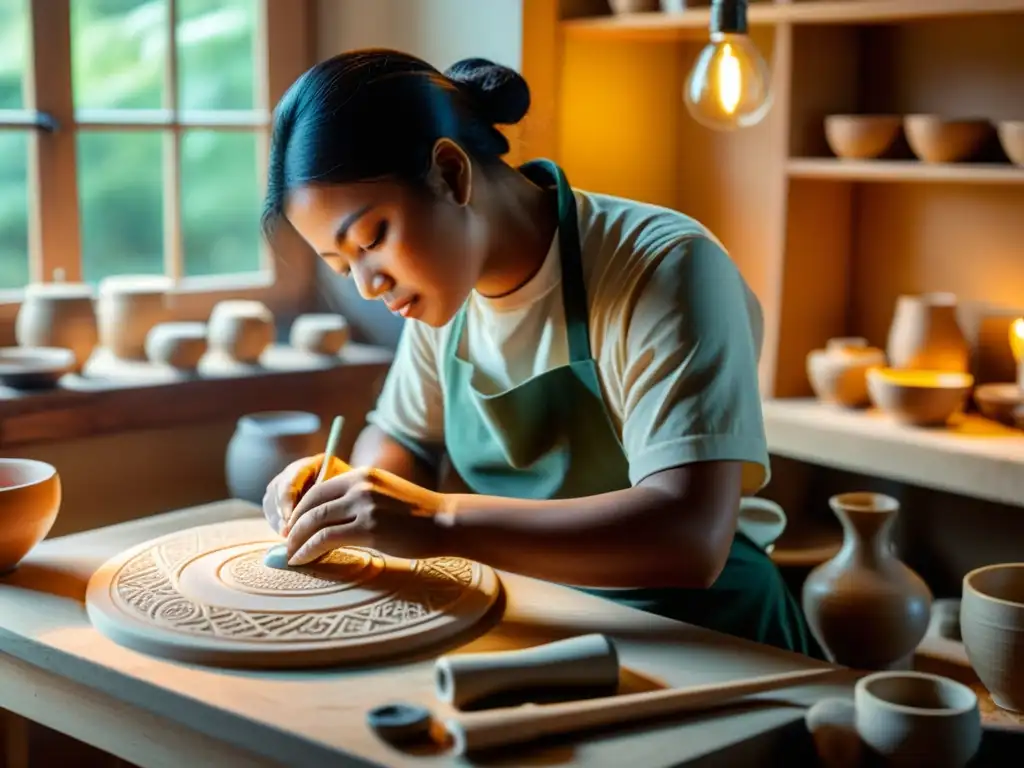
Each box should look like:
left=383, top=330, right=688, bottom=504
left=351, top=265, right=393, bottom=300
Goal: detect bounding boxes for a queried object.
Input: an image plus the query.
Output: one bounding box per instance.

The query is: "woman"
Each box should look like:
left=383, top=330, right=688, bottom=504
left=260, top=49, right=815, bottom=656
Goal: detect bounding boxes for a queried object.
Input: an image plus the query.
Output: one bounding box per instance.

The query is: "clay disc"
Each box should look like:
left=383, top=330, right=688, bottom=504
left=85, top=518, right=501, bottom=668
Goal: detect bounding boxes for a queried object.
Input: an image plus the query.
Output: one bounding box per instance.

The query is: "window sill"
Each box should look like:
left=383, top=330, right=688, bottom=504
left=0, top=343, right=394, bottom=449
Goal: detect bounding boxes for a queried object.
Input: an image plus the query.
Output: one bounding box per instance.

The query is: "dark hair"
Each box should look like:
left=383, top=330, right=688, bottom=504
left=261, top=49, right=530, bottom=238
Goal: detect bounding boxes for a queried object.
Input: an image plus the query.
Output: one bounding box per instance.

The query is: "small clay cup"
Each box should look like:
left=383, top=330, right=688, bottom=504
left=961, top=563, right=1024, bottom=712
left=145, top=322, right=208, bottom=370
left=0, top=459, right=62, bottom=573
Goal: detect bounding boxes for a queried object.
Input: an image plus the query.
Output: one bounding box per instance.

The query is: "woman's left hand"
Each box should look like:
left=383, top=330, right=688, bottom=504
left=282, top=466, right=448, bottom=566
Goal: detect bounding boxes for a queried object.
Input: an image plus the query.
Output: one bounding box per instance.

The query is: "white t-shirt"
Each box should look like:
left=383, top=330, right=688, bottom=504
left=367, top=188, right=770, bottom=494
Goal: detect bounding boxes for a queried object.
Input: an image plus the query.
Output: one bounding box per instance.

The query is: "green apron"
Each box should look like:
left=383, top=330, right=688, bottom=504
left=441, top=159, right=817, bottom=658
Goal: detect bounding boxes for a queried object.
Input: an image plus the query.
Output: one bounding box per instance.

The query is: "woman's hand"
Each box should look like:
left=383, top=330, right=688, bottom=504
left=281, top=465, right=449, bottom=566
left=261, top=452, right=351, bottom=536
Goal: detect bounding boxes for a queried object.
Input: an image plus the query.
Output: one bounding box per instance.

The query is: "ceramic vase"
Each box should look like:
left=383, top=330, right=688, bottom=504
left=15, top=282, right=98, bottom=372
left=802, top=492, right=933, bottom=670
left=806, top=337, right=887, bottom=408
left=225, top=411, right=321, bottom=504
left=886, top=293, right=969, bottom=373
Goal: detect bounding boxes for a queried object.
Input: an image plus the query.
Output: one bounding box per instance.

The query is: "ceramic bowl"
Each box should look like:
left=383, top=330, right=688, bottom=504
left=0, top=346, right=76, bottom=390
left=961, top=563, right=1024, bottom=712
left=737, top=497, right=787, bottom=552
left=806, top=337, right=887, bottom=408
left=867, top=368, right=973, bottom=426
left=973, top=383, right=1024, bottom=426
left=824, top=115, right=903, bottom=160
left=0, top=459, right=62, bottom=573
left=903, top=116, right=992, bottom=164
left=996, top=120, right=1024, bottom=166
left=145, top=321, right=208, bottom=370
left=855, top=671, right=981, bottom=767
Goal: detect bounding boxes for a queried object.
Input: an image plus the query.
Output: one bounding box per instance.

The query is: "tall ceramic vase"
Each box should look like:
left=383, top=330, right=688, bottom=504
left=886, top=292, right=969, bottom=373
left=225, top=412, right=321, bottom=504
left=802, top=492, right=933, bottom=670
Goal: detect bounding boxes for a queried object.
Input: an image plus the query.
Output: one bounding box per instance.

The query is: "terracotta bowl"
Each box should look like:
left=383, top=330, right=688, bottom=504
left=973, top=383, right=1024, bottom=426
left=0, top=346, right=76, bottom=390
left=961, top=563, right=1024, bottom=713
left=824, top=115, right=903, bottom=160
left=0, top=459, right=62, bottom=573
left=867, top=368, right=973, bottom=426
left=855, top=671, right=981, bottom=767
left=904, top=116, right=992, bottom=164
left=996, top=121, right=1024, bottom=166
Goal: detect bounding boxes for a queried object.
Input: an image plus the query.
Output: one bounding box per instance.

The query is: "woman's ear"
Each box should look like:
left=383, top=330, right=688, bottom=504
left=426, top=138, right=472, bottom=206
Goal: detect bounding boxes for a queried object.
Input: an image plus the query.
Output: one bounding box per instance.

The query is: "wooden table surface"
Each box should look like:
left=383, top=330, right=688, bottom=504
left=0, top=500, right=853, bottom=768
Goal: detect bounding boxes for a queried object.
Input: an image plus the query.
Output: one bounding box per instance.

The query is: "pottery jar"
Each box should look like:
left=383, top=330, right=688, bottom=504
left=806, top=337, right=886, bottom=408
left=225, top=411, right=322, bottom=505
left=15, top=282, right=98, bottom=372
left=802, top=492, right=933, bottom=670
left=886, top=292, right=969, bottom=373
left=96, top=275, right=173, bottom=361
left=960, top=563, right=1024, bottom=713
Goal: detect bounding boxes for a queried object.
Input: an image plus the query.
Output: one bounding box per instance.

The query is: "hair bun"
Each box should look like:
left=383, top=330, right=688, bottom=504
left=444, top=58, right=530, bottom=126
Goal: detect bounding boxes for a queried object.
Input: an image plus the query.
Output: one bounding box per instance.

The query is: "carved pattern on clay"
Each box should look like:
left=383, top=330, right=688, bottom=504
left=223, top=548, right=370, bottom=593
left=110, top=527, right=478, bottom=643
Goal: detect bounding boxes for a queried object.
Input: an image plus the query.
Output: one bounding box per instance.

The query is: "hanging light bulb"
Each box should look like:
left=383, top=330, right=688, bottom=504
left=684, top=0, right=772, bottom=131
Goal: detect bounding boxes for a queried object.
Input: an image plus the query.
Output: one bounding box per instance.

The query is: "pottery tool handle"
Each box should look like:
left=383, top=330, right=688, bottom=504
left=446, top=666, right=837, bottom=755
left=435, top=634, right=619, bottom=709
left=315, top=415, right=345, bottom=485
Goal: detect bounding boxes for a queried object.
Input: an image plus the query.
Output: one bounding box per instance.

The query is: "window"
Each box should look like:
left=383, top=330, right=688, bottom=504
left=0, top=0, right=308, bottom=302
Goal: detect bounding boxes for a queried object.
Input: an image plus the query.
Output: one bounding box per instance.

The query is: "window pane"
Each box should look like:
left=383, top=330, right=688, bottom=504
left=77, top=131, right=164, bottom=283
left=72, top=0, right=167, bottom=110
left=0, top=0, right=28, bottom=109
left=181, top=130, right=261, bottom=277
left=0, top=132, right=29, bottom=290
left=177, top=0, right=257, bottom=111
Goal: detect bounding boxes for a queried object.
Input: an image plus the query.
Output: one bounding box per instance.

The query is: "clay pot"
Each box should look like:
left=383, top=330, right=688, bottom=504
left=961, top=563, right=1024, bottom=713
left=737, top=497, right=787, bottom=552
left=289, top=313, right=350, bottom=356
left=973, top=383, right=1024, bottom=426
left=0, top=458, right=61, bottom=574
left=867, top=368, right=973, bottom=427
left=886, top=292, right=969, bottom=373
left=806, top=337, right=886, bottom=408
left=610, top=0, right=659, bottom=13
left=145, top=322, right=207, bottom=371
left=903, top=116, right=992, bottom=164
left=802, top=492, right=933, bottom=670
left=996, top=120, right=1024, bottom=166
left=15, top=281, right=98, bottom=372
left=207, top=300, right=275, bottom=364
left=224, top=411, right=321, bottom=504
left=824, top=115, right=903, bottom=160
left=96, top=276, right=173, bottom=361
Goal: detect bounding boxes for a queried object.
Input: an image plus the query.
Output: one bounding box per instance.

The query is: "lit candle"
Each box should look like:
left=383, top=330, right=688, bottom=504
left=1010, top=318, right=1024, bottom=389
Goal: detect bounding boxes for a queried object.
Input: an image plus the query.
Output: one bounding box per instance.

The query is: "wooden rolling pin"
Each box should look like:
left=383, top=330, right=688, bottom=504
left=435, top=634, right=620, bottom=709
left=445, top=666, right=838, bottom=755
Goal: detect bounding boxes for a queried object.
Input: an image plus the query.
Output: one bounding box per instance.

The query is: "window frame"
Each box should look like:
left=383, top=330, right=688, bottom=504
left=0, top=0, right=316, bottom=322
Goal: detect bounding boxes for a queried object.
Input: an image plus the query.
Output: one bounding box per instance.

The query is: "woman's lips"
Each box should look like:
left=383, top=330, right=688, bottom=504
left=387, top=295, right=420, bottom=318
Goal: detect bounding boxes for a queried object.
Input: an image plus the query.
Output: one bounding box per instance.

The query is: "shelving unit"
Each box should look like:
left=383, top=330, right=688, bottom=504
left=516, top=0, right=1024, bottom=402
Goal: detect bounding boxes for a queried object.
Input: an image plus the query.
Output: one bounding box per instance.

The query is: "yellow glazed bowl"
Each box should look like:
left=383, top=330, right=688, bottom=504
left=0, top=459, right=62, bottom=573
left=961, top=564, right=1024, bottom=713
left=866, top=368, right=973, bottom=426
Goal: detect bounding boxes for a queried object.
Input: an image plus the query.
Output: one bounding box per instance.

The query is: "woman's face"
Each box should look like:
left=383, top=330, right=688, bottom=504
left=285, top=164, right=481, bottom=328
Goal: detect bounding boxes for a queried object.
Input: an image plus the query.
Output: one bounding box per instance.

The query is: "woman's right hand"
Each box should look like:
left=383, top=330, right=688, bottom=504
left=261, top=453, right=350, bottom=535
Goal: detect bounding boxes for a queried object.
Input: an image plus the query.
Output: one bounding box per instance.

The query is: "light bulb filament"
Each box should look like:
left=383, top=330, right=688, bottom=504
left=717, top=43, right=741, bottom=116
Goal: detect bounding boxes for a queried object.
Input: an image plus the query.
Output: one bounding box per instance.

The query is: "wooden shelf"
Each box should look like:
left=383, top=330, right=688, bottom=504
left=763, top=399, right=1024, bottom=509
left=562, top=1, right=1024, bottom=40
left=787, top=158, right=1024, bottom=185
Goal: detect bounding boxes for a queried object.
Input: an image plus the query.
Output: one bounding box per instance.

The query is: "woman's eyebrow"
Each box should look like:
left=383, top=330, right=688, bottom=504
left=334, top=205, right=373, bottom=243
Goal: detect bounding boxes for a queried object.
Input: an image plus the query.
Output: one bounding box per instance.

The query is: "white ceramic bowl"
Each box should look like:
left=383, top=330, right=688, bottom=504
left=855, top=671, right=981, bottom=767
left=0, top=459, right=62, bottom=573
left=867, top=368, right=973, bottom=426
left=961, top=563, right=1024, bottom=712
left=0, top=347, right=76, bottom=389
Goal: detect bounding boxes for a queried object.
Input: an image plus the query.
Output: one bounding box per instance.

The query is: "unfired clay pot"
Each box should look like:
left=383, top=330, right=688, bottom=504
left=15, top=281, right=98, bottom=372
left=886, top=292, right=969, bottom=373
left=96, top=275, right=173, bottom=361
left=224, top=411, right=321, bottom=504
left=802, top=492, right=933, bottom=670
left=289, top=313, right=350, bottom=356
left=961, top=563, right=1024, bottom=712
left=145, top=322, right=208, bottom=371
left=806, top=337, right=886, bottom=408
left=207, top=300, right=275, bottom=364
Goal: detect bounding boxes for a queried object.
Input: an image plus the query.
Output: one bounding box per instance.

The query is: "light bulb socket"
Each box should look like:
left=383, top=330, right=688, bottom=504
left=710, top=0, right=748, bottom=35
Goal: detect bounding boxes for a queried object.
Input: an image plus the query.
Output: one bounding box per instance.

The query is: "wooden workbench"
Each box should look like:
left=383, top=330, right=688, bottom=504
left=0, top=499, right=852, bottom=767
